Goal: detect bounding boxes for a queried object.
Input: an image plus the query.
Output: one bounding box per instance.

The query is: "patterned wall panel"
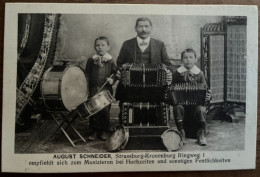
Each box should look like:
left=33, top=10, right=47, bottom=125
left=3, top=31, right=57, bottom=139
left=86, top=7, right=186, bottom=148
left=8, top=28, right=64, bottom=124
left=209, top=35, right=225, bottom=103
left=226, top=25, right=246, bottom=103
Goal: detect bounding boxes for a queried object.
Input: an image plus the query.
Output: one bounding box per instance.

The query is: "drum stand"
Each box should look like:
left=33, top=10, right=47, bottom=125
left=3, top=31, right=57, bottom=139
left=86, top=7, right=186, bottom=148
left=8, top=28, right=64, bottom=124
left=46, top=110, right=86, bottom=147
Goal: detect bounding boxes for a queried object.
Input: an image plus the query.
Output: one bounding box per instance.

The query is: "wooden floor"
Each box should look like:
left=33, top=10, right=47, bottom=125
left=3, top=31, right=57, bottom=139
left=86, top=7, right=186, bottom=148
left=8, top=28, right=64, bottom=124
left=15, top=107, right=245, bottom=153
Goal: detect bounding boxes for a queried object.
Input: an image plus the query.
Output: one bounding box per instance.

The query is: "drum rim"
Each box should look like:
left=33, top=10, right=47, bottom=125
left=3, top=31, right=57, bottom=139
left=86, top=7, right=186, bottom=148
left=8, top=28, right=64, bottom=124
left=41, top=66, right=56, bottom=110
left=161, top=128, right=183, bottom=151
left=120, top=127, right=129, bottom=150
left=106, top=124, right=129, bottom=151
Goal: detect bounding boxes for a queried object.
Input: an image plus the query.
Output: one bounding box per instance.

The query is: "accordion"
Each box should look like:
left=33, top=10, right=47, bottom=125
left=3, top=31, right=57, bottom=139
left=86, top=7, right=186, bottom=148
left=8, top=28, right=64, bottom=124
left=119, top=63, right=168, bottom=102
left=170, top=83, right=207, bottom=106
left=122, top=102, right=169, bottom=126
left=121, top=63, right=167, bottom=88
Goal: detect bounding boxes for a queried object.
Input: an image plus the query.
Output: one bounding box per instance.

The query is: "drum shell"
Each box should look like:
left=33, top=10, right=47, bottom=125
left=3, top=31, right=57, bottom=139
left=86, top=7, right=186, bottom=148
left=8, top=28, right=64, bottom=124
left=41, top=65, right=88, bottom=111
left=77, top=90, right=114, bottom=118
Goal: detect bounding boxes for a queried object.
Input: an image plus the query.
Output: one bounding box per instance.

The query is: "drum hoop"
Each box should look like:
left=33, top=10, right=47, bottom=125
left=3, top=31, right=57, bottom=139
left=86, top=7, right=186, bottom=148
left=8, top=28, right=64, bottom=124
left=106, top=90, right=115, bottom=102
left=106, top=124, right=129, bottom=151
left=161, top=129, right=183, bottom=141
left=41, top=66, right=53, bottom=110
left=120, top=127, right=129, bottom=150
left=82, top=102, right=91, bottom=117
left=59, top=66, right=68, bottom=110
left=161, top=129, right=183, bottom=151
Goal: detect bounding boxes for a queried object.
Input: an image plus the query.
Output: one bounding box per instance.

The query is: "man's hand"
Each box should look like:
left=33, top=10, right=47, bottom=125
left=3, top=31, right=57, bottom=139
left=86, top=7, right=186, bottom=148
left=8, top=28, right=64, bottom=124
left=165, top=69, right=172, bottom=85
left=206, top=90, right=212, bottom=102
left=116, top=70, right=121, bottom=80
left=106, top=78, right=114, bottom=85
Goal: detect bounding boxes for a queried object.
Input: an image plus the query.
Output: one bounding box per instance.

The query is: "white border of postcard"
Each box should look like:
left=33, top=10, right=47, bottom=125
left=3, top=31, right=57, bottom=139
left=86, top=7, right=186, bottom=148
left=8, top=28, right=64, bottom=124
left=2, top=3, right=258, bottom=172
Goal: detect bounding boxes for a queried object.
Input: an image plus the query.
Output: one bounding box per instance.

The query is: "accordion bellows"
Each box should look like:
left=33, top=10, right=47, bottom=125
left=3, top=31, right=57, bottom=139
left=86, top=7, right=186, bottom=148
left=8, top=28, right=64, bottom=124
left=122, top=102, right=169, bottom=126
left=119, top=63, right=168, bottom=102
left=121, top=63, right=167, bottom=88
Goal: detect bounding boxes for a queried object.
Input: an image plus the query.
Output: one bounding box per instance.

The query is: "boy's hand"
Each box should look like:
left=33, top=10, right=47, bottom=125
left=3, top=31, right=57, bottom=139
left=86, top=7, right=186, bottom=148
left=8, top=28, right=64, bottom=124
left=206, top=90, right=212, bottom=102
left=107, top=78, right=114, bottom=85
left=116, top=70, right=121, bottom=80
left=165, top=69, right=172, bottom=85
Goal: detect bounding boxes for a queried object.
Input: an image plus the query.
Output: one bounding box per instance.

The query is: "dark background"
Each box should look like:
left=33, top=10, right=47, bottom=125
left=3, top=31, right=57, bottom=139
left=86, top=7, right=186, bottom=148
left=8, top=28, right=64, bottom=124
left=0, top=0, right=259, bottom=176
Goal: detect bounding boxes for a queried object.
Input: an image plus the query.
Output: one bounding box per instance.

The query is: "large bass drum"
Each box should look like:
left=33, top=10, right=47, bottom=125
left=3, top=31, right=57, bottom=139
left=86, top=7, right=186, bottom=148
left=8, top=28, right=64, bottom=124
left=41, top=65, right=88, bottom=111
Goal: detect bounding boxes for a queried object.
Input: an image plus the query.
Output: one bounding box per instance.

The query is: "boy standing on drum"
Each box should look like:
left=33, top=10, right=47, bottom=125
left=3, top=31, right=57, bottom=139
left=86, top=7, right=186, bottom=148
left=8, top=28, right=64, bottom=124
left=85, top=36, right=117, bottom=141
left=171, top=48, right=211, bottom=146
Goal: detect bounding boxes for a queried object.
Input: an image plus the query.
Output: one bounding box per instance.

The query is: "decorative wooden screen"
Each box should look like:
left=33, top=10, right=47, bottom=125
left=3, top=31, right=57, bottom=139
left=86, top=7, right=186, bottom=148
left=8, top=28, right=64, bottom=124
left=209, top=35, right=225, bottom=103
left=226, top=22, right=246, bottom=103
left=201, top=16, right=247, bottom=104
left=201, top=22, right=225, bottom=104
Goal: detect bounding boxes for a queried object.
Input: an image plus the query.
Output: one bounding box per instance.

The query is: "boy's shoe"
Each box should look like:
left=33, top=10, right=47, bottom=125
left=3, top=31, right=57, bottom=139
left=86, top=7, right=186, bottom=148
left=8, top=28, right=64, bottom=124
left=88, top=131, right=97, bottom=141
left=99, top=131, right=107, bottom=141
left=197, top=129, right=207, bottom=146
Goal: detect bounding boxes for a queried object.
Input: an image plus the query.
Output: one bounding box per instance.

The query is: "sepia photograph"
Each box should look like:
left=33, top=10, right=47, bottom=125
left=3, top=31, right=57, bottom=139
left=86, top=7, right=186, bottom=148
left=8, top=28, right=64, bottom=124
left=2, top=3, right=258, bottom=172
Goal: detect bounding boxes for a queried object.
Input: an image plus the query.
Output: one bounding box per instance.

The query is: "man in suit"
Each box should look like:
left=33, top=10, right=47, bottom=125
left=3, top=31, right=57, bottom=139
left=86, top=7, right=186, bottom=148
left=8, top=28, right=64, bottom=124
left=116, top=17, right=173, bottom=124
left=117, top=17, right=172, bottom=67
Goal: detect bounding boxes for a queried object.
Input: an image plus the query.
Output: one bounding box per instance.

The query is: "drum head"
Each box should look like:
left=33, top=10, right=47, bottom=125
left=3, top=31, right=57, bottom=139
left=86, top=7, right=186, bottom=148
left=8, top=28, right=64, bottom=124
left=61, top=66, right=88, bottom=111
left=161, top=129, right=183, bottom=152
left=106, top=125, right=129, bottom=151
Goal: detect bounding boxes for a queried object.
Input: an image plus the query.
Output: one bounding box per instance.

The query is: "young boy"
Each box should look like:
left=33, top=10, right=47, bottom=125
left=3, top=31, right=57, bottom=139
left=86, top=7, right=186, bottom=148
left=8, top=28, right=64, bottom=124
left=171, top=48, right=211, bottom=146
left=85, top=36, right=117, bottom=141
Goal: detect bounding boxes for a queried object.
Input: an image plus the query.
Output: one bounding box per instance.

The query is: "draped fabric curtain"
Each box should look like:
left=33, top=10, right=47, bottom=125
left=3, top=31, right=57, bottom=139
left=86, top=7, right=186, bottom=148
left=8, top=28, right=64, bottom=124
left=16, top=14, right=60, bottom=127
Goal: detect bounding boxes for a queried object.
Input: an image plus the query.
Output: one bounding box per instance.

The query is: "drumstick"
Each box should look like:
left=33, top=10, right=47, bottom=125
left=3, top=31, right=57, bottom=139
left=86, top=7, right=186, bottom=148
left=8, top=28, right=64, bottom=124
left=97, top=74, right=114, bottom=93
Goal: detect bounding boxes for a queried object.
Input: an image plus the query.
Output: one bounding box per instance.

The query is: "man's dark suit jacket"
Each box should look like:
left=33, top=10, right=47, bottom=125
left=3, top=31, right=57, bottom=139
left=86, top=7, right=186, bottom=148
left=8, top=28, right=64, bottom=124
left=115, top=37, right=174, bottom=100
left=117, top=37, right=172, bottom=67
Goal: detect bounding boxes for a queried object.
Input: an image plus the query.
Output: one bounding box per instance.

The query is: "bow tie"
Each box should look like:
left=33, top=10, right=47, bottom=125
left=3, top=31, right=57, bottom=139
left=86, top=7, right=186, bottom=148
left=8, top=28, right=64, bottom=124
left=139, top=41, right=148, bottom=46
left=93, top=56, right=110, bottom=67
left=186, top=71, right=195, bottom=76
left=181, top=71, right=196, bottom=82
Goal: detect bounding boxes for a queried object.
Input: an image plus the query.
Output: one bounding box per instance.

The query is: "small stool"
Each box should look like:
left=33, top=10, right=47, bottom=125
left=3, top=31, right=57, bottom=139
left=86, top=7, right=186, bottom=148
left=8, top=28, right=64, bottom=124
left=46, top=110, right=86, bottom=147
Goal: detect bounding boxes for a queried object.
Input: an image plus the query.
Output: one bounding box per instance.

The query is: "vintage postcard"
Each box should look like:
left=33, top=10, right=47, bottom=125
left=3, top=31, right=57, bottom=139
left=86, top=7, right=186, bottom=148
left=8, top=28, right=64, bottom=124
left=2, top=3, right=258, bottom=172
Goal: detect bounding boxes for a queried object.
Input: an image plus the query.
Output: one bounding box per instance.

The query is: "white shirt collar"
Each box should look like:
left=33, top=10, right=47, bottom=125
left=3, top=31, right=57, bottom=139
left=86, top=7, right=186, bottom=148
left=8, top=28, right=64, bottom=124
left=136, top=36, right=150, bottom=45
left=92, top=53, right=112, bottom=60
left=177, top=65, right=201, bottom=75
left=137, top=36, right=150, bottom=52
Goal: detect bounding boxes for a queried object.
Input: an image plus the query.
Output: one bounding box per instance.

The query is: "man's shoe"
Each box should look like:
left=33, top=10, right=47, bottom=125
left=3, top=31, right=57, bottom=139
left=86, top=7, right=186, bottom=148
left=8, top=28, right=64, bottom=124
left=197, top=129, right=207, bottom=146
